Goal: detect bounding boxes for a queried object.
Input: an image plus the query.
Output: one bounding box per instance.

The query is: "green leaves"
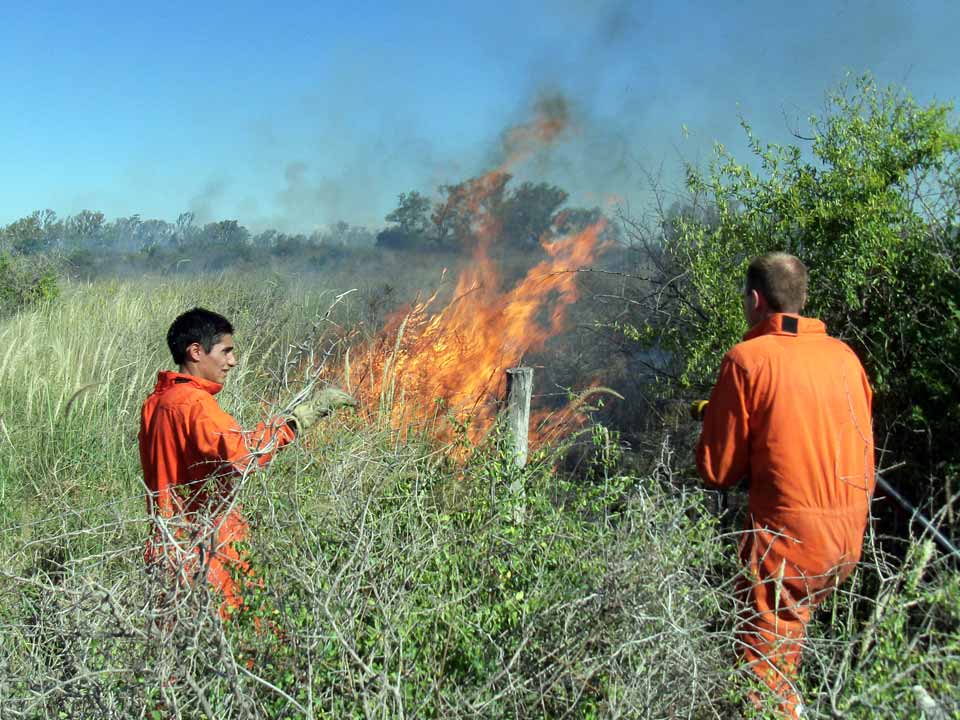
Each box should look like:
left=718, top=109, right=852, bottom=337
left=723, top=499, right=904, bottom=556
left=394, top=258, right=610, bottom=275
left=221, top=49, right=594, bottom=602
left=631, top=75, right=960, bottom=509
left=0, top=252, right=60, bottom=317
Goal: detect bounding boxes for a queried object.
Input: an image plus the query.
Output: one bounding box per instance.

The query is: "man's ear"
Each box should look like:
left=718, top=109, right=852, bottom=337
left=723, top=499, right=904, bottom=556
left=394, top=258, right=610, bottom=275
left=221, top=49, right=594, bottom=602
left=753, top=289, right=770, bottom=313
left=185, top=342, right=204, bottom=363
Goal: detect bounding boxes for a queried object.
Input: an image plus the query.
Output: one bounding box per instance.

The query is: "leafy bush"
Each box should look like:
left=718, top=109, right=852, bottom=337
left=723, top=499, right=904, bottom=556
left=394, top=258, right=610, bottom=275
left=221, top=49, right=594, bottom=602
left=623, top=75, right=960, bottom=521
left=224, top=429, right=737, bottom=718
left=0, top=421, right=740, bottom=718
left=0, top=252, right=60, bottom=316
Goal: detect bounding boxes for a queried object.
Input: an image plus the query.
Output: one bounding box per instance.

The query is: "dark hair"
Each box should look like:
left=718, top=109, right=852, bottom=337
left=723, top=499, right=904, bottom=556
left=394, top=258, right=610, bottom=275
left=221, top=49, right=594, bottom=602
left=746, top=252, right=808, bottom=313
left=167, top=307, right=234, bottom=365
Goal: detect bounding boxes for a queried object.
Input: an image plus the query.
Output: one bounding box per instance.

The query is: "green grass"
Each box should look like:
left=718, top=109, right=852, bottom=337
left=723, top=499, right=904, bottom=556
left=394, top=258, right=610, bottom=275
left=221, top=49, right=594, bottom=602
left=0, top=276, right=957, bottom=719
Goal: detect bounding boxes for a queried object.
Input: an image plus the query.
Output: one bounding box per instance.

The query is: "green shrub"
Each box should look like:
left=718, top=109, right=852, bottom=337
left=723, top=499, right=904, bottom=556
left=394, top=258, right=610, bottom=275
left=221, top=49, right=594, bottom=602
left=222, top=426, right=737, bottom=718
left=624, top=75, right=960, bottom=521
left=0, top=252, right=60, bottom=316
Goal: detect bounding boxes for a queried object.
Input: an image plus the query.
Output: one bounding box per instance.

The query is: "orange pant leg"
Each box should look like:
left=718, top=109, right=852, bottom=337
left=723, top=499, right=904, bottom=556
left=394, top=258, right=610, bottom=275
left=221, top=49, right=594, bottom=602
left=735, top=553, right=810, bottom=716
left=730, top=507, right=866, bottom=717
left=736, top=518, right=857, bottom=718
left=204, top=512, right=254, bottom=619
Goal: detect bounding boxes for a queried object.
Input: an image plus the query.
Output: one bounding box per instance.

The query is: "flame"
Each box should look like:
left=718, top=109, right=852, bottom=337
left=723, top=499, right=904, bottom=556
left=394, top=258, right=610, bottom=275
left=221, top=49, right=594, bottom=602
left=346, top=218, right=604, bottom=448
left=335, top=98, right=607, bottom=452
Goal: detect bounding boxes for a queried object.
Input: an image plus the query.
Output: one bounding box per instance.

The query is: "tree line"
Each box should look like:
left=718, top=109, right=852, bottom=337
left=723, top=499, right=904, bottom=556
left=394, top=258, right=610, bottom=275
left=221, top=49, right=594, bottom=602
left=0, top=174, right=607, bottom=260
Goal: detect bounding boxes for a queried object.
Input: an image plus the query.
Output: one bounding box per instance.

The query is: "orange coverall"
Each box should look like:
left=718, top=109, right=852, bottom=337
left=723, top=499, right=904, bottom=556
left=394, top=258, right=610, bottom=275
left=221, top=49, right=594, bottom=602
left=696, top=314, right=875, bottom=713
left=139, top=371, right=295, bottom=615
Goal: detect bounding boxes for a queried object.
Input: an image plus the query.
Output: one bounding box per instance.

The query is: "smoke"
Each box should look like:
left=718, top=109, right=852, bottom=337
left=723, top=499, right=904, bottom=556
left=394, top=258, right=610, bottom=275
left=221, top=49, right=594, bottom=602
left=499, top=94, right=572, bottom=167
left=188, top=179, right=228, bottom=225
left=484, top=87, right=639, bottom=218
left=229, top=3, right=657, bottom=235
left=491, top=0, right=941, bottom=217
left=243, top=110, right=462, bottom=235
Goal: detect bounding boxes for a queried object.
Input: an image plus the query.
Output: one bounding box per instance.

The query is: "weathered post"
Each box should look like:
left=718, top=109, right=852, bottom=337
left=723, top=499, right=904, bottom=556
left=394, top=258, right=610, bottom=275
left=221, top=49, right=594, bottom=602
left=505, top=367, right=534, bottom=467
left=504, top=366, right=533, bottom=524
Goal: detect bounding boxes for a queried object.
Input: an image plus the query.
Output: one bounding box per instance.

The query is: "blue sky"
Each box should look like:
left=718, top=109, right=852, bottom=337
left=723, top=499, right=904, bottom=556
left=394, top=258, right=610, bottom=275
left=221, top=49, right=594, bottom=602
left=2, top=0, right=958, bottom=233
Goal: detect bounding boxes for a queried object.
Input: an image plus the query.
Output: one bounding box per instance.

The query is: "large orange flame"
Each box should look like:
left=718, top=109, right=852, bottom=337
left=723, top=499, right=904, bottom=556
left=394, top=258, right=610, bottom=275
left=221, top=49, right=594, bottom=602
left=337, top=98, right=606, bottom=451
left=346, top=218, right=604, bottom=447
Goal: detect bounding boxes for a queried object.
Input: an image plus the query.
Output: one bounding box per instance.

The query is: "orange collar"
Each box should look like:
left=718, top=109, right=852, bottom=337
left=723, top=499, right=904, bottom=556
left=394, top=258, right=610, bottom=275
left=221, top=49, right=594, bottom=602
left=743, top=313, right=826, bottom=341
left=153, top=370, right=223, bottom=396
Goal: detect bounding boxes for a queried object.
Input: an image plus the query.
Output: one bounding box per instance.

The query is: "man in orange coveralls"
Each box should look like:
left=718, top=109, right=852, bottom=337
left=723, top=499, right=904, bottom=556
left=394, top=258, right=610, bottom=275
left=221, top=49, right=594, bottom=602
left=139, top=307, right=352, bottom=618
left=694, top=252, right=875, bottom=718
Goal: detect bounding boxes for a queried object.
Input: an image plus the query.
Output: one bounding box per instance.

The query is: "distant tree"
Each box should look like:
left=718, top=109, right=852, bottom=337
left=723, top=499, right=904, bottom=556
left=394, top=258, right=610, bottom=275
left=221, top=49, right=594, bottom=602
left=272, top=233, right=307, bottom=257
left=379, top=176, right=588, bottom=250
left=500, top=181, right=569, bottom=246
left=0, top=252, right=59, bottom=315
left=342, top=224, right=374, bottom=248
left=252, top=229, right=280, bottom=249
left=322, top=221, right=375, bottom=247
left=202, top=220, right=250, bottom=249
left=378, top=192, right=434, bottom=249
left=174, top=212, right=198, bottom=248
left=1, top=210, right=64, bottom=254
left=431, top=173, right=511, bottom=248
left=386, top=192, right=432, bottom=237
left=3, top=213, right=39, bottom=254
left=37, top=209, right=63, bottom=249
left=103, top=214, right=142, bottom=252
left=2, top=216, right=41, bottom=254
left=140, top=219, right=174, bottom=251
left=375, top=227, right=414, bottom=250
left=67, top=210, right=106, bottom=249
left=551, top=206, right=595, bottom=233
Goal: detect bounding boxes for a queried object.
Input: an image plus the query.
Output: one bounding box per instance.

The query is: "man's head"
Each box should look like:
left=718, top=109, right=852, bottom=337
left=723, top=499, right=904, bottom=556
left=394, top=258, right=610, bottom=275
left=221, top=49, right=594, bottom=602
left=167, top=307, right=237, bottom=384
left=743, top=252, right=808, bottom=327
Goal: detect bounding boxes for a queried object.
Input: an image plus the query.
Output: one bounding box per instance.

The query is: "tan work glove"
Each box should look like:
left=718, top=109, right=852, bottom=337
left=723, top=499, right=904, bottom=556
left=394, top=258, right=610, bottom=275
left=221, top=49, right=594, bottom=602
left=689, top=400, right=709, bottom=421
left=289, top=386, right=357, bottom=432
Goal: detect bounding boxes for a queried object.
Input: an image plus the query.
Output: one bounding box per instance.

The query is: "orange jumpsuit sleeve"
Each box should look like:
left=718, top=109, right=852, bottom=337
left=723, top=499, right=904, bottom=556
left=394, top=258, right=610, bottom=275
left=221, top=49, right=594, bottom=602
left=696, top=356, right=751, bottom=489
left=189, top=396, right=295, bottom=478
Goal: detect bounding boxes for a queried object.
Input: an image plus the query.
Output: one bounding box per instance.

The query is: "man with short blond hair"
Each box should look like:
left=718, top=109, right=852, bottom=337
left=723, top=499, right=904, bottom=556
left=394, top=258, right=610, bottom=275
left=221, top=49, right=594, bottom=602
left=696, top=252, right=875, bottom=718
left=745, top=251, right=808, bottom=313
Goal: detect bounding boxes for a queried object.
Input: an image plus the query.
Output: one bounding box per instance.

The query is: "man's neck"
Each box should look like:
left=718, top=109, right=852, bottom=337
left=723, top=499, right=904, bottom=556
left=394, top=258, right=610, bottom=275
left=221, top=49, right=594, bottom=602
left=178, top=364, right=198, bottom=378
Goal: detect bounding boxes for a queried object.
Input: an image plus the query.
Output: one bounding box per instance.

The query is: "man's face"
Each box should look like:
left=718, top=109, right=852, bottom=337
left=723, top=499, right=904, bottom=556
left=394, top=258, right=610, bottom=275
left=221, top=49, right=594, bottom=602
left=189, top=333, right=238, bottom=384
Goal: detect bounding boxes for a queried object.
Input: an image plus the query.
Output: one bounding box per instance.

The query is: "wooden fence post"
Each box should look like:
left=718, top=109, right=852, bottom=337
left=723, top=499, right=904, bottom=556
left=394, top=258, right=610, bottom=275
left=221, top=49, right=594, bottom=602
left=504, top=367, right=533, bottom=523
left=505, top=367, right=533, bottom=468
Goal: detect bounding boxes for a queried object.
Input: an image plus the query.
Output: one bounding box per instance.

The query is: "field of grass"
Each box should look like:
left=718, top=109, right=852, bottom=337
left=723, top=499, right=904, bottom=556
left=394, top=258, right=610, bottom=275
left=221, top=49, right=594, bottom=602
left=0, top=275, right=957, bottom=719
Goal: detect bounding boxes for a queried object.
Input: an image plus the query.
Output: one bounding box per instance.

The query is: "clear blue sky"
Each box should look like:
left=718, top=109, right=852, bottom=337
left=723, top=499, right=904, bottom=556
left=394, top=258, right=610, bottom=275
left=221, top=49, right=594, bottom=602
left=2, top=0, right=958, bottom=233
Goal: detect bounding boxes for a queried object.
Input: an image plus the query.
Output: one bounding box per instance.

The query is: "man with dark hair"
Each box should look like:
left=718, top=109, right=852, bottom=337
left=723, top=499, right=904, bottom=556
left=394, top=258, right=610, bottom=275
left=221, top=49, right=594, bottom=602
left=165, top=307, right=236, bottom=368
left=694, top=253, right=875, bottom=718
left=139, top=307, right=353, bottom=617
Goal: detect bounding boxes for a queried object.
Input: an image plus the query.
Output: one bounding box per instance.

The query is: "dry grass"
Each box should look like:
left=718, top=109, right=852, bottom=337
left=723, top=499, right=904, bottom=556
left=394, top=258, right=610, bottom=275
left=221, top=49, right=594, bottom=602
left=0, top=276, right=957, bottom=719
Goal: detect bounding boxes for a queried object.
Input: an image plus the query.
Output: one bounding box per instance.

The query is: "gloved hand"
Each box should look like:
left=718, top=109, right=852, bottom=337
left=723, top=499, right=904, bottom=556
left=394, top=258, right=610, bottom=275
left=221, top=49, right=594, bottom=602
left=289, top=386, right=357, bottom=432
left=689, top=400, right=709, bottom=421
